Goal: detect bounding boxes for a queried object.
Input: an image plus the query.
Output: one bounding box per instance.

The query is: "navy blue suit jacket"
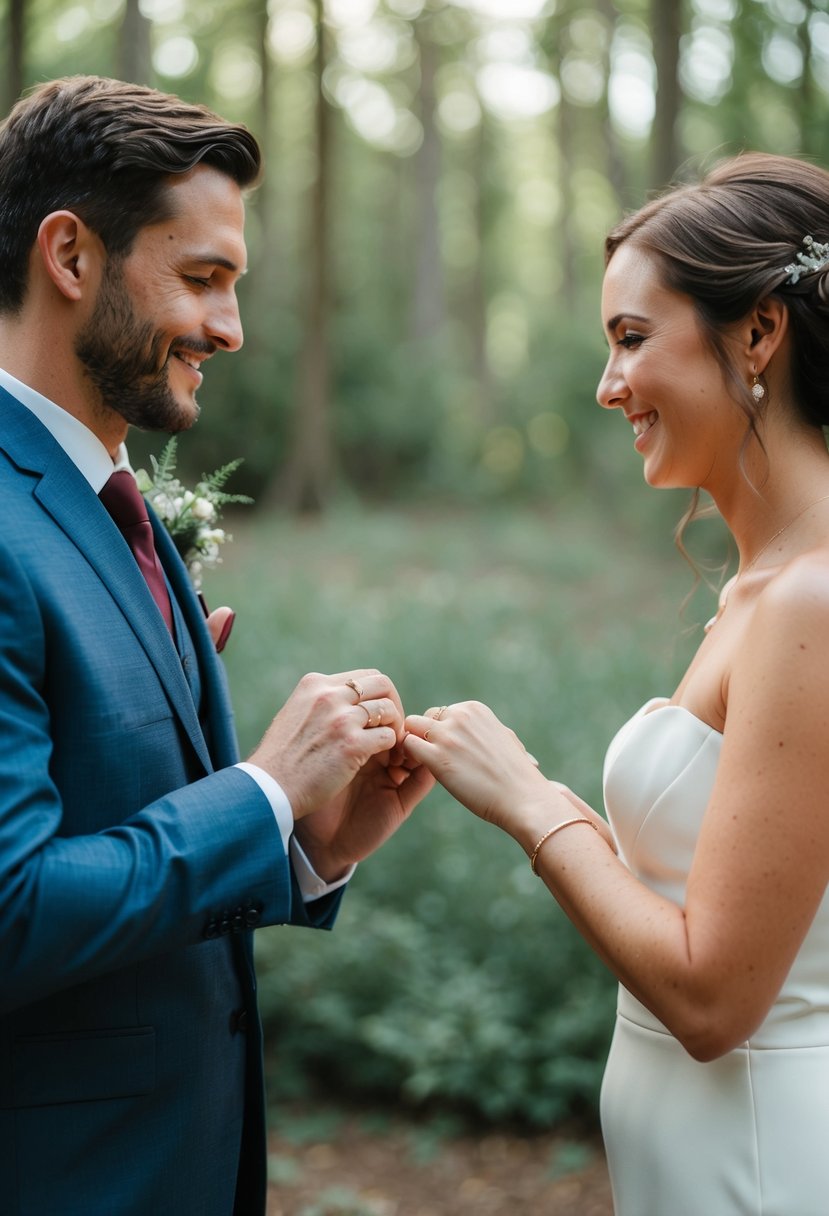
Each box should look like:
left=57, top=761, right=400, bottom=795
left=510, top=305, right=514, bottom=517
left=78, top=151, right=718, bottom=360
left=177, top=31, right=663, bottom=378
left=0, top=388, right=341, bottom=1215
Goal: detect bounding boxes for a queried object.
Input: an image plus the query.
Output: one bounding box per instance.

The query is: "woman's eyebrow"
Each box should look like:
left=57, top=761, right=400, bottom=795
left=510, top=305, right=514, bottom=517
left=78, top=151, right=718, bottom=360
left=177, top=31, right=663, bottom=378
left=605, top=312, right=650, bottom=330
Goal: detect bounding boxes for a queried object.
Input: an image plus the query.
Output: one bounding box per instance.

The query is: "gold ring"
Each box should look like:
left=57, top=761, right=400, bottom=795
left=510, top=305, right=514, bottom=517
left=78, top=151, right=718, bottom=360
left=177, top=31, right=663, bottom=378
left=434, top=706, right=448, bottom=720
left=423, top=728, right=431, bottom=741
left=359, top=704, right=372, bottom=727
left=346, top=678, right=364, bottom=701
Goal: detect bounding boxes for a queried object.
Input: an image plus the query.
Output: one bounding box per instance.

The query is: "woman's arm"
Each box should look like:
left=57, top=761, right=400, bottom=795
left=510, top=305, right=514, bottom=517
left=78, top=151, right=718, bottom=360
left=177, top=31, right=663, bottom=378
left=404, top=561, right=829, bottom=1061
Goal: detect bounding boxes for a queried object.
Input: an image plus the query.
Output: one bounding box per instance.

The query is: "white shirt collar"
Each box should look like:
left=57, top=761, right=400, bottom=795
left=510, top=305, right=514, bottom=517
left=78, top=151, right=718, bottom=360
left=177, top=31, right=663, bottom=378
left=0, top=366, right=131, bottom=493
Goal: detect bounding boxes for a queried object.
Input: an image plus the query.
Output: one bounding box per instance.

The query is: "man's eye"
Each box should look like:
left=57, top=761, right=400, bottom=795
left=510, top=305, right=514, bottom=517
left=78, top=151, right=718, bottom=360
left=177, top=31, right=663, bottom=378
left=186, top=275, right=211, bottom=288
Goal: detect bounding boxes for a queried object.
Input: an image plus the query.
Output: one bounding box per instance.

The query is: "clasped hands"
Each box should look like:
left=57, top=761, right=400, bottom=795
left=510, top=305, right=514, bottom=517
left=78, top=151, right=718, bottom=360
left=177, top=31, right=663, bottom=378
left=248, top=669, right=612, bottom=884
left=248, top=668, right=431, bottom=882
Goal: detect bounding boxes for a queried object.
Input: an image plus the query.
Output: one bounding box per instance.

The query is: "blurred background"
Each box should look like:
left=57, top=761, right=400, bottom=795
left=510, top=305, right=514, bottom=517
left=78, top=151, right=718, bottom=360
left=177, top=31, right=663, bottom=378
left=5, top=0, right=828, bottom=1208
left=7, top=0, right=829, bottom=507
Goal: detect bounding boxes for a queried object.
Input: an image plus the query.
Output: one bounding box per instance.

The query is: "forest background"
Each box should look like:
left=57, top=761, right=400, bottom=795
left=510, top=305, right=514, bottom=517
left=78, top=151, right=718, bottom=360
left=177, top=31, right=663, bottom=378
left=4, top=0, right=826, bottom=1142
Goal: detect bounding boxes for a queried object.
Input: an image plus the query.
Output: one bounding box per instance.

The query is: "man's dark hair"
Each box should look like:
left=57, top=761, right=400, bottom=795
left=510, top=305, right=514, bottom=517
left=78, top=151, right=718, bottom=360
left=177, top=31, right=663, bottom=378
left=0, top=75, right=262, bottom=313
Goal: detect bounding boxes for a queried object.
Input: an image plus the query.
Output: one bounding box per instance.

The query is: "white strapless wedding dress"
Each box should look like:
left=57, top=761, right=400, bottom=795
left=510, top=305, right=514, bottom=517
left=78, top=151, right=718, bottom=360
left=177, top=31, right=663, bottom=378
left=600, top=700, right=829, bottom=1216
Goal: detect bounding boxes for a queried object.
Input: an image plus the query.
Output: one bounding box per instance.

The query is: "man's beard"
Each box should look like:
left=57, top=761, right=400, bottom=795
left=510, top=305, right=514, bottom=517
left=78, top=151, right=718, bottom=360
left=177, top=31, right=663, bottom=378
left=75, top=260, right=203, bottom=434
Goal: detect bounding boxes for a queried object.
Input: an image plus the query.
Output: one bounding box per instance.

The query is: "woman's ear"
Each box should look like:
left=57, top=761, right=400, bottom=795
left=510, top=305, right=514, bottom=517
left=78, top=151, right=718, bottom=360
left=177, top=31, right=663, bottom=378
left=743, top=295, right=789, bottom=376
left=35, top=211, right=102, bottom=302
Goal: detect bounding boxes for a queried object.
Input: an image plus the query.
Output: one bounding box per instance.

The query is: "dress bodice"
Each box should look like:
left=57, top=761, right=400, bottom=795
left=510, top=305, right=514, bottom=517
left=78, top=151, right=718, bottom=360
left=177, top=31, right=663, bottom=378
left=603, top=699, right=829, bottom=1048
left=603, top=698, right=722, bottom=906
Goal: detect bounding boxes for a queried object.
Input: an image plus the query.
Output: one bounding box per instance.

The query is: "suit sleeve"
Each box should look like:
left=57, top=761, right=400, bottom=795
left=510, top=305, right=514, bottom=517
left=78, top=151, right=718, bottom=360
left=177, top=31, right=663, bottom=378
left=0, top=540, right=342, bottom=1015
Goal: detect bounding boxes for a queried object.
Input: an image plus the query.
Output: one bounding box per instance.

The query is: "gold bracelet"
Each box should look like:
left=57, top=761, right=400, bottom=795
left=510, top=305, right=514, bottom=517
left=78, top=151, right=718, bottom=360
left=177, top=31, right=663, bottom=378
left=530, top=817, right=599, bottom=875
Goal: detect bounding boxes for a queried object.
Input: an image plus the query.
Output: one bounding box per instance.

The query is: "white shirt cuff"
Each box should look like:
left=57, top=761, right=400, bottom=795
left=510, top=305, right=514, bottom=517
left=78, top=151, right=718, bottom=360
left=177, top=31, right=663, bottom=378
left=234, top=763, right=355, bottom=902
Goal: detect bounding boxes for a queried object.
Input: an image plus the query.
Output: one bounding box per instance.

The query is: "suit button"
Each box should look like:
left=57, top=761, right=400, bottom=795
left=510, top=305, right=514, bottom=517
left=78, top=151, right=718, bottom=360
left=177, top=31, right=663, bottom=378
left=229, top=1009, right=248, bottom=1034
left=204, top=920, right=219, bottom=940
left=232, top=908, right=245, bottom=932
left=244, top=903, right=262, bottom=927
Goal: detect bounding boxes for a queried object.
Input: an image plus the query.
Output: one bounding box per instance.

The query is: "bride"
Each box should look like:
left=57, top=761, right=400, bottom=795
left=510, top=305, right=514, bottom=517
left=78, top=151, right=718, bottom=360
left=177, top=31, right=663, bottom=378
left=404, top=153, right=829, bottom=1215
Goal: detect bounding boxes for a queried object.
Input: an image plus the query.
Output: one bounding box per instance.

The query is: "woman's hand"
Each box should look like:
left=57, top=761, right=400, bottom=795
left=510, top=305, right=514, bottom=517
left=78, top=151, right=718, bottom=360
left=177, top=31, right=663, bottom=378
left=404, top=701, right=554, bottom=837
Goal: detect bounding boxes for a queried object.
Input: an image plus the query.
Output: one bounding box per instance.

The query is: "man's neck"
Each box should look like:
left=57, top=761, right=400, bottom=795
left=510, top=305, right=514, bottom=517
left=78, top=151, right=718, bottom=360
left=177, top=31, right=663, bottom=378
left=0, top=333, right=127, bottom=460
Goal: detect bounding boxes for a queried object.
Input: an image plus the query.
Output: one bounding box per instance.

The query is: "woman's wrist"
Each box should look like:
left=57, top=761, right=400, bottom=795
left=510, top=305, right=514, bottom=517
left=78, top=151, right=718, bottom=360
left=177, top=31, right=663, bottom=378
left=529, top=817, right=600, bottom=873
left=509, top=783, right=582, bottom=857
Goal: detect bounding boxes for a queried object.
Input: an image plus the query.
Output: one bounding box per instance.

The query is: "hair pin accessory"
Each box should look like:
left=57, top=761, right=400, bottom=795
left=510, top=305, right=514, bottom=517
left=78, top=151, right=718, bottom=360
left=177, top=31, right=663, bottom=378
left=784, top=235, right=829, bottom=285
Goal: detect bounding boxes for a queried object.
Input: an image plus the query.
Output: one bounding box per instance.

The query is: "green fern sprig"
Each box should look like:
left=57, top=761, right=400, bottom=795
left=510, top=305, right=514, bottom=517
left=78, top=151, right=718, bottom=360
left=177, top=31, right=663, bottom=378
left=134, top=437, right=253, bottom=590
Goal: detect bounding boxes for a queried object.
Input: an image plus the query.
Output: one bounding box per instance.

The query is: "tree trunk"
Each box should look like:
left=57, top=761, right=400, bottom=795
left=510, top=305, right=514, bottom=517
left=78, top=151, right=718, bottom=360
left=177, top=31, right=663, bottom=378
left=117, top=0, right=153, bottom=86
left=545, top=7, right=578, bottom=307
left=467, top=112, right=493, bottom=425
left=595, top=0, right=631, bottom=208
left=796, top=1, right=816, bottom=155
left=5, top=0, right=26, bottom=115
left=649, top=0, right=683, bottom=188
left=410, top=13, right=445, bottom=343
left=280, top=0, right=333, bottom=513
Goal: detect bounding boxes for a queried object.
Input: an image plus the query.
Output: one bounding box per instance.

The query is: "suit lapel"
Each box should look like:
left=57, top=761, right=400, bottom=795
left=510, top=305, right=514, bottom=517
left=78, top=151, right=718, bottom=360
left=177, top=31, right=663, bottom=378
left=0, top=391, right=213, bottom=773
left=152, top=519, right=240, bottom=768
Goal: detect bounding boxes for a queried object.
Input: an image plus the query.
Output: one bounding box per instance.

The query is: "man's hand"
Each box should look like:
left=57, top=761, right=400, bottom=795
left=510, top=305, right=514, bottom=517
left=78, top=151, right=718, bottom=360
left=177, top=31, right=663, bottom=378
left=205, top=605, right=235, bottom=653
left=293, top=743, right=435, bottom=881
left=248, top=669, right=433, bottom=880
left=248, top=669, right=406, bottom=821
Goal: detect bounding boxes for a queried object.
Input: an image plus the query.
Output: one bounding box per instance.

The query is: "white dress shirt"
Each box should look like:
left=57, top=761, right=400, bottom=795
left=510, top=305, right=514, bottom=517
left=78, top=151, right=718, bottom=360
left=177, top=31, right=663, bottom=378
left=0, top=366, right=351, bottom=900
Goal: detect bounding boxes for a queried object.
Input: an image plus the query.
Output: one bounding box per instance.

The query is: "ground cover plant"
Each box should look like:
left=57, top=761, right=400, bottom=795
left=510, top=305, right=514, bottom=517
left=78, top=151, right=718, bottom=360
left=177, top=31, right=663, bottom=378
left=210, top=499, right=713, bottom=1129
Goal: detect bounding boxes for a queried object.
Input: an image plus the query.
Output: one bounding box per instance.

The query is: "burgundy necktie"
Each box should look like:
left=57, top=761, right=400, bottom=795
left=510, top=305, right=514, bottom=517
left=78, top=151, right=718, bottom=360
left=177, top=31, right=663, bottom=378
left=99, top=470, right=174, bottom=634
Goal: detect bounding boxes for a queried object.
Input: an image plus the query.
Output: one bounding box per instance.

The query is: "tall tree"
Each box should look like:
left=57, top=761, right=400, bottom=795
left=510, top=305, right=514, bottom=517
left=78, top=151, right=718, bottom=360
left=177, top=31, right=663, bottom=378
left=649, top=0, right=683, bottom=187
left=595, top=0, right=632, bottom=207
left=466, top=109, right=494, bottom=426
left=795, top=0, right=822, bottom=157
left=5, top=0, right=26, bottom=115
left=410, top=5, right=446, bottom=344
left=543, top=3, right=579, bottom=305
left=117, top=0, right=152, bottom=86
left=280, top=0, right=334, bottom=512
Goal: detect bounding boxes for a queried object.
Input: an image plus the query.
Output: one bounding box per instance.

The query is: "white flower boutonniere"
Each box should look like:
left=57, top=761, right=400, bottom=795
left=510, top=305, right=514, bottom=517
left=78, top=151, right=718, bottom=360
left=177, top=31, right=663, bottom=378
left=135, top=438, right=253, bottom=591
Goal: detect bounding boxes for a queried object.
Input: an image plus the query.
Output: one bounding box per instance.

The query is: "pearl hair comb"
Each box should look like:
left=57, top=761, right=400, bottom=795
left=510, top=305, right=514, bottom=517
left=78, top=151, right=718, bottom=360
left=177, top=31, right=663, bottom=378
left=784, top=235, right=829, bottom=285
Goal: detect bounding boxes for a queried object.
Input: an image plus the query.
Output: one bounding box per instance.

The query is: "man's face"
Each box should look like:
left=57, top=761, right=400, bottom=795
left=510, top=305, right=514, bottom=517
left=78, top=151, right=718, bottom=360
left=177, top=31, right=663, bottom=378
left=75, top=165, right=247, bottom=434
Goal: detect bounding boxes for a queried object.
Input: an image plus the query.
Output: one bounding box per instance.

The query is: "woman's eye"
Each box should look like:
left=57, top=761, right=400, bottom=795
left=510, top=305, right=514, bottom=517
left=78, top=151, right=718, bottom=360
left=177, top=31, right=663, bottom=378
left=618, top=332, right=644, bottom=349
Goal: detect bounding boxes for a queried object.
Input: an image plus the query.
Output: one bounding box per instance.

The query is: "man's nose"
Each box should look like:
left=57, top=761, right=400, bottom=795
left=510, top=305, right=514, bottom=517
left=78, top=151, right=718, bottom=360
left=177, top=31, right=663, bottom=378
left=208, top=293, right=243, bottom=353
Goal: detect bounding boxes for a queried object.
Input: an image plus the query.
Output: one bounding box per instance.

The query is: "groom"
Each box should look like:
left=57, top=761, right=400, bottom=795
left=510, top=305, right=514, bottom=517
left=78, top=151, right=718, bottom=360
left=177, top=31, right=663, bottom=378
left=0, top=76, right=430, bottom=1215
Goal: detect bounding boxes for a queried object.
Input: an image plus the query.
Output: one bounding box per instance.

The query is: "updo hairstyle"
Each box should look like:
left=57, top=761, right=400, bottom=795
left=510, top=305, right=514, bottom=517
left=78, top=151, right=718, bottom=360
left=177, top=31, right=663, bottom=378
left=605, top=153, right=829, bottom=434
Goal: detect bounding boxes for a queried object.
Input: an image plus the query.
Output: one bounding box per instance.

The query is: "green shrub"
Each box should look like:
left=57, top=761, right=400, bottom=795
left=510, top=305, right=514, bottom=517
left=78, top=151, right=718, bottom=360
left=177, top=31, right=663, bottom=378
left=208, top=501, right=711, bottom=1127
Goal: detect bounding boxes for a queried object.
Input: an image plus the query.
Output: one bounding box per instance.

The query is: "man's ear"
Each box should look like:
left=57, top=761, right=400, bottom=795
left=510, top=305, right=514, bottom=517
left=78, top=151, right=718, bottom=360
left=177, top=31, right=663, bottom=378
left=742, top=295, right=789, bottom=376
left=35, top=211, right=102, bottom=302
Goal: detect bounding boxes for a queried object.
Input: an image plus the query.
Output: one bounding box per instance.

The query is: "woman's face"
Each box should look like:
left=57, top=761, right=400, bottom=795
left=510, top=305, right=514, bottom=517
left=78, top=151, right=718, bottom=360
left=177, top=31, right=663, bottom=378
left=597, top=243, right=746, bottom=493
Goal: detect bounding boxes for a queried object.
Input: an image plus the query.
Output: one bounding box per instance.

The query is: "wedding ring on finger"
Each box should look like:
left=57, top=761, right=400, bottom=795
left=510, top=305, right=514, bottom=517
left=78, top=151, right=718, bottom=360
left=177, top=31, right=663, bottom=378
left=359, top=702, right=383, bottom=728
left=434, top=705, right=448, bottom=721
left=346, top=678, right=364, bottom=702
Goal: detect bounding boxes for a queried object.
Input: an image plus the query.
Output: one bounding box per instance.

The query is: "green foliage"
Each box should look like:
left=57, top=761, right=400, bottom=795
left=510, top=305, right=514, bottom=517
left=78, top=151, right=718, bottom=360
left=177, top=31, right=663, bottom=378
left=205, top=501, right=711, bottom=1129
left=135, top=436, right=252, bottom=587
left=255, top=884, right=615, bottom=1127
left=15, top=0, right=829, bottom=507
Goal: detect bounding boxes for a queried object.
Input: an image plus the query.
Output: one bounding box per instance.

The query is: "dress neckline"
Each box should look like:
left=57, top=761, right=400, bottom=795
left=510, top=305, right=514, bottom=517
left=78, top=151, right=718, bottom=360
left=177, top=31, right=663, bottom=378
left=640, top=698, right=723, bottom=738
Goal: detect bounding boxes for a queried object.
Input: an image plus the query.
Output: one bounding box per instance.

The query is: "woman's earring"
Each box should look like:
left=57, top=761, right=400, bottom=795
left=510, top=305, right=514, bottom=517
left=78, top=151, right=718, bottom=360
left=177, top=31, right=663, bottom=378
left=751, top=374, right=766, bottom=403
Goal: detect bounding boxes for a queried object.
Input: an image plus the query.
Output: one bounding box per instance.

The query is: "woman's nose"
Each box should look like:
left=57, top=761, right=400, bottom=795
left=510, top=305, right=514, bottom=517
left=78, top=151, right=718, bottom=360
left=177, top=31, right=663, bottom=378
left=596, top=359, right=629, bottom=410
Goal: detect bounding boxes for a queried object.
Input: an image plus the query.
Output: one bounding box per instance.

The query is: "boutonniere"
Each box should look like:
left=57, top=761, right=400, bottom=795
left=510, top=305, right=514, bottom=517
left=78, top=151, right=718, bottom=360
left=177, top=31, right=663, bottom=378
left=135, top=438, right=252, bottom=592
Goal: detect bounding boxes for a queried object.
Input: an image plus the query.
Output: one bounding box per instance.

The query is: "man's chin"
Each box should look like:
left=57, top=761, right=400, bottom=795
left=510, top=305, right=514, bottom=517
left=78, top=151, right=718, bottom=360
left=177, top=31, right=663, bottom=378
left=166, top=398, right=201, bottom=433
left=114, top=398, right=200, bottom=435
